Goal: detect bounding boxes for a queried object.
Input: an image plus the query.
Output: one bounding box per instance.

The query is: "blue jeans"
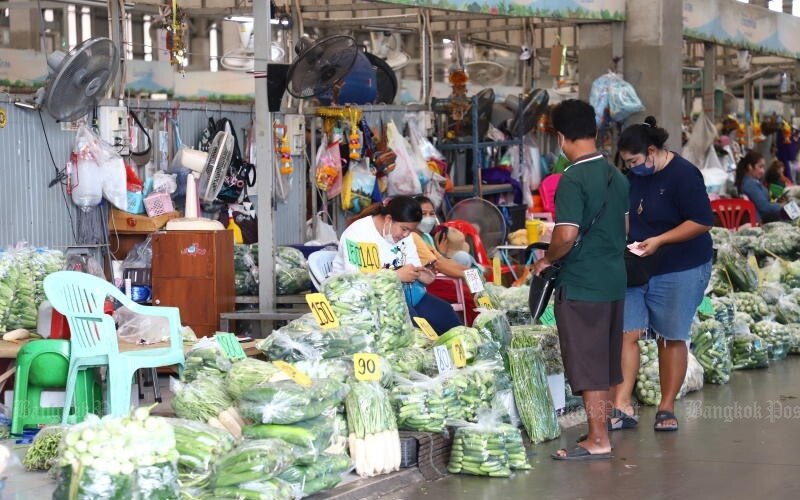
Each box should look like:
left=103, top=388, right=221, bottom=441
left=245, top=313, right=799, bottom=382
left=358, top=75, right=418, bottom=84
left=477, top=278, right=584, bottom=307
left=408, top=292, right=462, bottom=334
left=623, top=261, right=712, bottom=341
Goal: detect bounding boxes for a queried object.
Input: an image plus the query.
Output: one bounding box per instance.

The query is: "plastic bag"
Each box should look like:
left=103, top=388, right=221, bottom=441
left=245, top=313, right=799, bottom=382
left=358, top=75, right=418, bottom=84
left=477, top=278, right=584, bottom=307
left=447, top=410, right=530, bottom=476
left=506, top=346, right=560, bottom=443
left=73, top=124, right=128, bottom=210
left=774, top=295, right=800, bottom=324
left=607, top=73, right=645, bottom=122
left=212, top=439, right=298, bottom=487
left=70, top=158, right=104, bottom=210
left=386, top=121, right=423, bottom=196
left=443, top=360, right=511, bottom=422
left=731, top=331, right=770, bottom=369
left=691, top=318, right=732, bottom=384
left=243, top=415, right=338, bottom=460
left=113, top=306, right=170, bottom=345
left=183, top=337, right=233, bottom=381
left=152, top=171, right=178, bottom=194
left=305, top=211, right=338, bottom=245
left=752, top=320, right=793, bottom=361
left=278, top=452, right=352, bottom=498
left=122, top=235, right=153, bottom=270
left=256, top=314, right=373, bottom=362
left=732, top=291, right=770, bottom=321
left=717, top=244, right=758, bottom=292
left=758, top=281, right=786, bottom=305
left=589, top=72, right=613, bottom=127
left=171, top=373, right=234, bottom=425
left=342, top=159, right=376, bottom=213
left=511, top=324, right=564, bottom=376
left=682, top=352, right=705, bottom=396
left=344, top=381, right=401, bottom=478
left=473, top=309, right=512, bottom=348
left=237, top=378, right=349, bottom=425
left=23, top=425, right=66, bottom=471
left=390, top=373, right=450, bottom=432
left=167, top=418, right=236, bottom=489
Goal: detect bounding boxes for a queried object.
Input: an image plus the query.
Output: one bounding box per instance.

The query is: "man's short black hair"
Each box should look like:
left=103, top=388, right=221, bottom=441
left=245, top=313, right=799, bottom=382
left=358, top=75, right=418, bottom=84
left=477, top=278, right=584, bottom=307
left=550, top=99, right=597, bottom=141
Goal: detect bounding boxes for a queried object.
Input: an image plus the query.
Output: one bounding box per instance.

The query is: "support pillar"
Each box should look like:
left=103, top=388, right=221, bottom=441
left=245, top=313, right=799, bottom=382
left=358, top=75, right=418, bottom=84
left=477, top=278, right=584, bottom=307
left=703, top=42, right=716, bottom=121
left=9, top=1, right=41, bottom=50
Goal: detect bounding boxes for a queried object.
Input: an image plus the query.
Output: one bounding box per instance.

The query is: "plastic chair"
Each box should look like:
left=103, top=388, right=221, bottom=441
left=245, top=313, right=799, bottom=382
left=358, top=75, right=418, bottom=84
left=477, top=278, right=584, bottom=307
left=308, top=250, right=338, bottom=290
left=432, top=275, right=468, bottom=324
left=441, top=220, right=512, bottom=282
left=43, top=271, right=186, bottom=420
left=710, top=199, right=758, bottom=230
left=11, top=340, right=101, bottom=434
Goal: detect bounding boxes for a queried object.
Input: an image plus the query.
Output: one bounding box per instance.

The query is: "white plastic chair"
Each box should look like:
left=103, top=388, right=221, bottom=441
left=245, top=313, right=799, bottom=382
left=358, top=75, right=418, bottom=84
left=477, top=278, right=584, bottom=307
left=308, top=250, right=338, bottom=290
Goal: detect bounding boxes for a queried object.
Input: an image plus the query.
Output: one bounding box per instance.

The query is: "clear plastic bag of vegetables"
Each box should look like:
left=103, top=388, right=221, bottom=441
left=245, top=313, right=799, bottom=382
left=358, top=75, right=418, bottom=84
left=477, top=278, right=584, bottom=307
left=708, top=264, right=733, bottom=297
left=758, top=281, right=787, bottom=306
left=278, top=452, right=352, bottom=498
left=6, top=247, right=36, bottom=330
left=781, top=260, right=800, bottom=288
left=23, top=424, right=66, bottom=471
left=0, top=251, right=15, bottom=332
left=691, top=319, right=732, bottom=384
left=760, top=258, right=783, bottom=284
left=345, top=381, right=401, bottom=477
left=257, top=314, right=373, bottom=362
left=390, top=373, right=449, bottom=432
left=238, top=378, right=349, bottom=425
left=371, top=271, right=415, bottom=352
left=731, top=322, right=770, bottom=370
left=167, top=418, right=236, bottom=489
left=506, top=346, right=560, bottom=443
left=435, top=326, right=500, bottom=365
left=243, top=415, right=339, bottom=461
left=212, top=439, right=298, bottom=488
left=276, top=267, right=312, bottom=296
left=444, top=360, right=511, bottom=422
left=54, top=410, right=180, bottom=500
left=183, top=337, right=233, bottom=381
left=170, top=373, right=245, bottom=439
left=717, top=244, right=758, bottom=292
left=226, top=358, right=281, bottom=400
left=752, top=320, right=793, bottom=361
left=635, top=339, right=661, bottom=406
left=732, top=291, right=770, bottom=321
left=276, top=246, right=307, bottom=269
left=711, top=296, right=736, bottom=336
left=511, top=324, right=564, bottom=375
left=473, top=309, right=512, bottom=347
left=787, top=323, right=800, bottom=354
left=383, top=346, right=427, bottom=376
left=447, top=410, right=530, bottom=477
left=773, top=295, right=800, bottom=325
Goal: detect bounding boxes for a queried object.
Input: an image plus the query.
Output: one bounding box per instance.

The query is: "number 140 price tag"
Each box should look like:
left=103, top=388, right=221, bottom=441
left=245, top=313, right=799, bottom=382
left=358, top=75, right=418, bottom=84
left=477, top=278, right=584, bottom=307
left=305, top=293, right=339, bottom=329
left=353, top=353, right=381, bottom=382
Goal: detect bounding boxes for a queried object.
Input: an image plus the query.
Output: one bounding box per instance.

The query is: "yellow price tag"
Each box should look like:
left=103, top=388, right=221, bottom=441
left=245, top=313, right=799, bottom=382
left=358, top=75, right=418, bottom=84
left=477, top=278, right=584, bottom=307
left=305, top=293, right=339, bottom=329
left=477, top=296, right=494, bottom=309
left=492, top=255, right=502, bottom=285
left=345, top=240, right=381, bottom=272
left=451, top=339, right=467, bottom=368
left=353, top=353, right=381, bottom=382
left=273, top=361, right=313, bottom=387
left=413, top=317, right=439, bottom=340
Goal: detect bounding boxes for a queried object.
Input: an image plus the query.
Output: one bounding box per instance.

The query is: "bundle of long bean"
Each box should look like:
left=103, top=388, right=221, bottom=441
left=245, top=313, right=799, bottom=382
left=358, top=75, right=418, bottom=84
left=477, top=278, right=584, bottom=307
left=506, top=340, right=560, bottom=443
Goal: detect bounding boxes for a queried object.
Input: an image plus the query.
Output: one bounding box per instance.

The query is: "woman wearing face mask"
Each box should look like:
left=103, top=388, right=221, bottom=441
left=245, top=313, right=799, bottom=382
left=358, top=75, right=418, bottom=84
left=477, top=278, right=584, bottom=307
left=735, top=151, right=784, bottom=223
left=410, top=196, right=479, bottom=325
left=611, top=116, right=713, bottom=433
left=330, top=195, right=462, bottom=333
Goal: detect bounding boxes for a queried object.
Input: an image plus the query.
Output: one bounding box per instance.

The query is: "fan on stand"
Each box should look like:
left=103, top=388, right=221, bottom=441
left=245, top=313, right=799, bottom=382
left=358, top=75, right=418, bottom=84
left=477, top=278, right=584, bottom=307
left=466, top=61, right=507, bottom=87
left=220, top=19, right=285, bottom=72
left=370, top=32, right=410, bottom=71
left=16, top=37, right=119, bottom=122
left=286, top=35, right=378, bottom=105
left=507, top=88, right=550, bottom=136
left=166, top=130, right=233, bottom=231
left=447, top=198, right=507, bottom=257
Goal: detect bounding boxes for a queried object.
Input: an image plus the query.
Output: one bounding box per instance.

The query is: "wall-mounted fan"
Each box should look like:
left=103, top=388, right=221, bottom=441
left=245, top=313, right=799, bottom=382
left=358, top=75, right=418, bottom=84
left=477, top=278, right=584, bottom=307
left=19, top=37, right=118, bottom=122
left=370, top=32, right=410, bottom=70
left=466, top=61, right=507, bottom=87
left=286, top=35, right=377, bottom=105
left=220, top=19, right=285, bottom=72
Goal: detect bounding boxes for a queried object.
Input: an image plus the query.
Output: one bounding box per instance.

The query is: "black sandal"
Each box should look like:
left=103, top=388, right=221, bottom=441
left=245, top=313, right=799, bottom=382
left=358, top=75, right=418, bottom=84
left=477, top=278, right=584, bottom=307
left=551, top=445, right=611, bottom=461
left=654, top=410, right=679, bottom=432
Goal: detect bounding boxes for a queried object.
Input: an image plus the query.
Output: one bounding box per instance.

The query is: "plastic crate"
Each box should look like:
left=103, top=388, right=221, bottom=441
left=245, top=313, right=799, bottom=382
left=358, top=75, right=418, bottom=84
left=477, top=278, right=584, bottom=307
left=124, top=267, right=151, bottom=286
left=144, top=191, right=175, bottom=217
left=399, top=435, right=418, bottom=468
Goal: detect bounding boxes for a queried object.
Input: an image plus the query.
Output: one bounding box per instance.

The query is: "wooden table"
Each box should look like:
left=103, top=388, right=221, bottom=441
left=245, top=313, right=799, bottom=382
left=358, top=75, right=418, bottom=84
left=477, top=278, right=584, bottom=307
left=0, top=339, right=261, bottom=359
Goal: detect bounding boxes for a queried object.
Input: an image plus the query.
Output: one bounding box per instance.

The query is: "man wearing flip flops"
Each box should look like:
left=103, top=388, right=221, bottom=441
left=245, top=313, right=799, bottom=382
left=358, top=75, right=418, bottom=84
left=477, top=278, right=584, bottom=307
left=533, top=99, right=629, bottom=460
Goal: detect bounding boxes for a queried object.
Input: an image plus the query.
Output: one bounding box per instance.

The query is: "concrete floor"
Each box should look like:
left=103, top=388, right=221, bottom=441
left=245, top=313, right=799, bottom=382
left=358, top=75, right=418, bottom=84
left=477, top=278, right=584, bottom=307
left=385, top=357, right=800, bottom=500
left=3, top=359, right=800, bottom=499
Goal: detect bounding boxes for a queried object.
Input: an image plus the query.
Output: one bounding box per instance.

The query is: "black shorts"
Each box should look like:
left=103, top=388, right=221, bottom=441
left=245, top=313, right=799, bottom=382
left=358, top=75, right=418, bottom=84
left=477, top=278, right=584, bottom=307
left=554, top=287, right=623, bottom=395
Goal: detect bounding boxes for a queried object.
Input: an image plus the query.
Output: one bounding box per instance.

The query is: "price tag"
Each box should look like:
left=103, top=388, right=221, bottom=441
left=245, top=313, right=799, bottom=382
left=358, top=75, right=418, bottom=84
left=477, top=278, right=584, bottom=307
left=413, top=317, right=439, bottom=340
left=784, top=201, right=800, bottom=220
left=477, top=296, right=494, bottom=309
left=463, top=268, right=484, bottom=294
left=433, top=345, right=455, bottom=374
left=697, top=296, right=715, bottom=316
left=492, top=255, right=502, bottom=285
left=345, top=240, right=381, bottom=272
left=273, top=360, right=313, bottom=387
left=305, top=293, right=339, bottom=329
left=215, top=332, right=246, bottom=361
left=539, top=304, right=556, bottom=326
left=353, top=353, right=381, bottom=382
left=450, top=339, right=467, bottom=368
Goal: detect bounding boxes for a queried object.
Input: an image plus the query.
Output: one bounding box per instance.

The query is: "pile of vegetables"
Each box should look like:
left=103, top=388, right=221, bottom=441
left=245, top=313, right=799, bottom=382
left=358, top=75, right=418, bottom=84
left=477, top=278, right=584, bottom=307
left=731, top=332, right=770, bottom=369
left=23, top=425, right=64, bottom=471
left=278, top=452, right=352, bottom=497
left=444, top=361, right=510, bottom=422
left=390, top=374, right=450, bottom=432
left=256, top=314, right=372, bottom=362
left=275, top=246, right=312, bottom=296
left=447, top=416, right=530, bottom=477
left=183, top=340, right=233, bottom=381
left=511, top=325, right=564, bottom=375
left=210, top=439, right=297, bottom=494
left=168, top=418, right=236, bottom=489
left=752, top=320, right=793, bottom=361
left=345, top=382, right=401, bottom=477
left=717, top=245, right=758, bottom=292
left=506, top=343, right=560, bottom=443
left=238, top=378, right=348, bottom=425
left=691, top=319, right=732, bottom=384
left=171, top=373, right=245, bottom=439
left=731, top=292, right=770, bottom=321
left=53, top=408, right=180, bottom=500
left=0, top=246, right=65, bottom=332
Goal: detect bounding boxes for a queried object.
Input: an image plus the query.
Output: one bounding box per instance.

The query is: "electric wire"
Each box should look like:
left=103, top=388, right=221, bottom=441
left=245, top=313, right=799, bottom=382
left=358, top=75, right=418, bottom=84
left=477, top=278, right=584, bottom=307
left=37, top=109, right=78, bottom=243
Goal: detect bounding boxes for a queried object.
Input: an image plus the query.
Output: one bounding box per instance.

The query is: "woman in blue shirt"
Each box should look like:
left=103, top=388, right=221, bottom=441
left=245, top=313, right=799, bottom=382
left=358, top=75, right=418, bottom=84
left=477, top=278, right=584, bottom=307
left=735, top=151, right=784, bottom=223
left=610, top=116, right=713, bottom=433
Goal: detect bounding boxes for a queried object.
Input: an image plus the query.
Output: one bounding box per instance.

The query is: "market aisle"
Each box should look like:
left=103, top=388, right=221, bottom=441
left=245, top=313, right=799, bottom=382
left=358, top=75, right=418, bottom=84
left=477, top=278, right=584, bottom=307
left=385, top=357, right=800, bottom=500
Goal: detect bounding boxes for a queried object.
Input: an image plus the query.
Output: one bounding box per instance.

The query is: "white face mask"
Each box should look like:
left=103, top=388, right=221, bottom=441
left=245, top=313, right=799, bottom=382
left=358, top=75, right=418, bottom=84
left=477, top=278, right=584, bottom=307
left=383, top=221, right=396, bottom=244
left=418, top=216, right=438, bottom=234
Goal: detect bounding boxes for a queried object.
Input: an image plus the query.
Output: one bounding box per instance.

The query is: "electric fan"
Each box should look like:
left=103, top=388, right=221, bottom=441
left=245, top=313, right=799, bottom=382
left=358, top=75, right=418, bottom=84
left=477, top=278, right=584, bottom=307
left=507, top=88, right=549, bottom=136
left=286, top=35, right=377, bottom=105
left=447, top=198, right=507, bottom=257
left=462, top=88, right=496, bottom=140
left=27, top=37, right=119, bottom=122
left=370, top=32, right=410, bottom=70
left=466, top=61, right=507, bottom=87
left=198, top=130, right=235, bottom=204
left=220, top=20, right=285, bottom=71
left=364, top=52, right=398, bottom=104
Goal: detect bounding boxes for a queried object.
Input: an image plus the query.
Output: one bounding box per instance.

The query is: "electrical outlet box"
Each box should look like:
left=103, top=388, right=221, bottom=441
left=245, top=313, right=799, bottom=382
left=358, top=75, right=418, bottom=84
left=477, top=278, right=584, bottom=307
left=97, top=105, right=130, bottom=156
left=284, top=114, right=305, bottom=156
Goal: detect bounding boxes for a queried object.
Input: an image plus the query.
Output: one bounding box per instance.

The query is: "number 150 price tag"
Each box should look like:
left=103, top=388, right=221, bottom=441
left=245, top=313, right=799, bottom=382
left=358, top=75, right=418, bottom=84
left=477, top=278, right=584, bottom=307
left=353, top=353, right=381, bottom=382
left=305, top=293, right=339, bottom=329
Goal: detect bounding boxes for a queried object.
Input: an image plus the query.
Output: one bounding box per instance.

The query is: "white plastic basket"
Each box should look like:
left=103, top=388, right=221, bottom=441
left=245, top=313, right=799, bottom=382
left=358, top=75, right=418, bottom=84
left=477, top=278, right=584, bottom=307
left=143, top=191, right=174, bottom=217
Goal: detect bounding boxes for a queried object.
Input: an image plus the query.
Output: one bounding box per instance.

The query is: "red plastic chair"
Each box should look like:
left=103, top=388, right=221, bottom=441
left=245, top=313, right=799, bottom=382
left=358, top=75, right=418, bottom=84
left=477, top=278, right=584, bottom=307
left=440, top=220, right=512, bottom=282
left=710, top=199, right=758, bottom=230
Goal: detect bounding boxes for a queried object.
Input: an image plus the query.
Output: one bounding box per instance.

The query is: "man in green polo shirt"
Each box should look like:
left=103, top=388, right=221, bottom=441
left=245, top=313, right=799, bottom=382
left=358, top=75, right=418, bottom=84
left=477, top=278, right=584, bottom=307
left=533, top=99, right=629, bottom=461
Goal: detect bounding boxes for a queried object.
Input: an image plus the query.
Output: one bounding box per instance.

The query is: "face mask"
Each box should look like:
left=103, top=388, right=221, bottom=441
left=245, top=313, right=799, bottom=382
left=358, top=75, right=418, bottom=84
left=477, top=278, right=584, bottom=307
left=630, top=155, right=655, bottom=176
left=418, top=216, right=438, bottom=234
left=383, top=221, right=396, bottom=244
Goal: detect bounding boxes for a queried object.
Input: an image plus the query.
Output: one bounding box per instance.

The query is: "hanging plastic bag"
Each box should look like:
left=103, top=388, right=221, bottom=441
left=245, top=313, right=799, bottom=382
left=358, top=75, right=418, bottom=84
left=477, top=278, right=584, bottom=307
left=305, top=211, right=338, bottom=245
left=73, top=124, right=128, bottom=210
left=314, top=135, right=341, bottom=196
left=607, top=73, right=645, bottom=122
left=342, top=160, right=376, bottom=213
left=386, top=121, right=422, bottom=196
left=589, top=72, right=614, bottom=126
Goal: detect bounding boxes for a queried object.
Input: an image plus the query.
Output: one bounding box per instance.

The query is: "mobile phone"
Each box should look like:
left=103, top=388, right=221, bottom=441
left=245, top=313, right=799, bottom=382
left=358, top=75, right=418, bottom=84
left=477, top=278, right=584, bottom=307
left=424, top=260, right=437, bottom=269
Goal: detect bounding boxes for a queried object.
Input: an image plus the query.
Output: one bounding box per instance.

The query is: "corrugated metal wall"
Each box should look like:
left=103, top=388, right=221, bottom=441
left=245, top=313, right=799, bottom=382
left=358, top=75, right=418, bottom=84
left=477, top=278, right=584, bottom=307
left=0, top=100, right=306, bottom=249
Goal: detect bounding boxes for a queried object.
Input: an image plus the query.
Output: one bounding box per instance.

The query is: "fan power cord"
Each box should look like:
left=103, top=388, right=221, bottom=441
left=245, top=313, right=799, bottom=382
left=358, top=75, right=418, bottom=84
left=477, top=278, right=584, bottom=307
left=129, top=109, right=152, bottom=157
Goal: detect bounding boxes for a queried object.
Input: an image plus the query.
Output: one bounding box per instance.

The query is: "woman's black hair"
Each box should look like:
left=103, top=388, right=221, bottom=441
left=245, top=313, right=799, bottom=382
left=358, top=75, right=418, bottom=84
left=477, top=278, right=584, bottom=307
left=735, top=150, right=763, bottom=193
left=413, top=195, right=434, bottom=207
left=346, top=196, right=423, bottom=226
left=618, top=116, right=670, bottom=155
left=764, top=159, right=785, bottom=186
